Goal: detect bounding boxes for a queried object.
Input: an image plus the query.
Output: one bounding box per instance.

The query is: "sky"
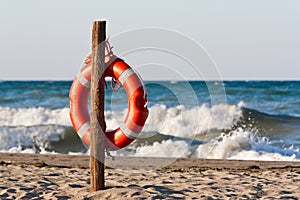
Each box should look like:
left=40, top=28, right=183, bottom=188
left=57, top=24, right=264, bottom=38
left=0, top=0, right=299, bottom=80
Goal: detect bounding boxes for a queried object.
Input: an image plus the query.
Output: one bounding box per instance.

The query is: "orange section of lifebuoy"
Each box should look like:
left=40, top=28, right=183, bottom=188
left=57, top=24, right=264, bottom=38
left=69, top=57, right=148, bottom=150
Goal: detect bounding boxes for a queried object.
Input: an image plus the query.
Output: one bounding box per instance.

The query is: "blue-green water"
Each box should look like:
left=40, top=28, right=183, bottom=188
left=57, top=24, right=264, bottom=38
left=0, top=81, right=299, bottom=161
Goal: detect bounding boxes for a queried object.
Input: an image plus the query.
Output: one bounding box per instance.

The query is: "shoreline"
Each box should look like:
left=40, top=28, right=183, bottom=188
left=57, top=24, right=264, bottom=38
left=1, top=153, right=300, bottom=199
left=1, top=152, right=300, bottom=170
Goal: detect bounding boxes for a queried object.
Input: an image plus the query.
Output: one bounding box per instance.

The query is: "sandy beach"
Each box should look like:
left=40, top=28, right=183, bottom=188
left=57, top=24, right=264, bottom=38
left=0, top=153, right=300, bottom=199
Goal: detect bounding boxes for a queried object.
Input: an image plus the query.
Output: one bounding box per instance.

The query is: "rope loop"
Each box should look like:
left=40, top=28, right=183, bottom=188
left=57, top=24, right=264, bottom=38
left=105, top=37, right=114, bottom=59
left=110, top=77, right=122, bottom=92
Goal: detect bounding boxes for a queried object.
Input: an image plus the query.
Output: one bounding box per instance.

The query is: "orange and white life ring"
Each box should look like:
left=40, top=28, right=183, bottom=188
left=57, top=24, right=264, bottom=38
left=69, top=55, right=148, bottom=150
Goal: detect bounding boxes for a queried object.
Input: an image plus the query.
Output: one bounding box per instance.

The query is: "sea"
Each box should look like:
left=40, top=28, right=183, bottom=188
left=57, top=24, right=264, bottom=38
left=0, top=80, right=299, bottom=161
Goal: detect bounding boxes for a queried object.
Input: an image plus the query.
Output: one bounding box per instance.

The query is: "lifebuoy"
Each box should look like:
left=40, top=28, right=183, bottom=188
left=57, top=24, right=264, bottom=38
left=69, top=55, right=148, bottom=150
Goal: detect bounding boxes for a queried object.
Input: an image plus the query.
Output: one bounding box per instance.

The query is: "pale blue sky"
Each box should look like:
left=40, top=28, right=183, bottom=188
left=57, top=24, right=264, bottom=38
left=0, top=0, right=299, bottom=80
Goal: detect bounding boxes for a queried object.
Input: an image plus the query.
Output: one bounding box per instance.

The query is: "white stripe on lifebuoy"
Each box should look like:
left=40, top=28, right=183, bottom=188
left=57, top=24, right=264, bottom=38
left=77, top=121, right=90, bottom=138
left=118, top=68, right=135, bottom=85
left=120, top=123, right=139, bottom=139
left=76, top=71, right=91, bottom=88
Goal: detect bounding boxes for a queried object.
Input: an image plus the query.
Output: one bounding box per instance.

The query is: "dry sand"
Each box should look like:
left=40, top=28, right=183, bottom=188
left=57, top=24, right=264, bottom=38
left=0, top=153, right=300, bottom=199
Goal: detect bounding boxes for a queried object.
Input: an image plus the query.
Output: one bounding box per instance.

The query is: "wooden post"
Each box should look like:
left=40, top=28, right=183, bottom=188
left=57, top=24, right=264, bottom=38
left=90, top=21, right=106, bottom=191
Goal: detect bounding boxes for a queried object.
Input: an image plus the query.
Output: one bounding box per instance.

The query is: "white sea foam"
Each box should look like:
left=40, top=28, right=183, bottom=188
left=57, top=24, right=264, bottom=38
left=0, top=104, right=299, bottom=161
left=0, top=125, right=65, bottom=153
left=193, top=128, right=300, bottom=161
left=115, top=128, right=299, bottom=161
left=0, top=103, right=243, bottom=138
left=143, top=103, right=243, bottom=138
left=0, top=107, right=71, bottom=126
left=135, top=140, right=191, bottom=157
